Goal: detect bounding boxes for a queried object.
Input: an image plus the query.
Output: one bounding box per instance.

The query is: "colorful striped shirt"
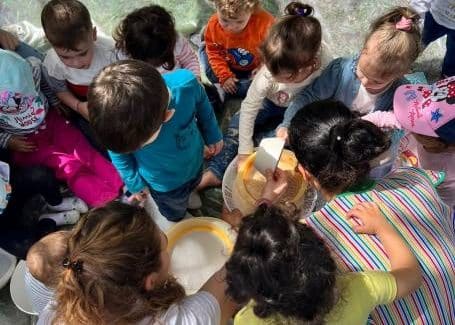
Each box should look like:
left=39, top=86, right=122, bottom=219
left=306, top=167, right=454, bottom=324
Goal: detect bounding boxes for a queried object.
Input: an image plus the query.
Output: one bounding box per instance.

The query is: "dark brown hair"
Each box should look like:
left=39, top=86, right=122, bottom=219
left=88, top=60, right=169, bottom=153
left=52, top=201, right=185, bottom=325
left=260, top=2, right=321, bottom=77
left=114, top=5, right=177, bottom=70
left=363, top=6, right=421, bottom=76
left=41, top=0, right=93, bottom=50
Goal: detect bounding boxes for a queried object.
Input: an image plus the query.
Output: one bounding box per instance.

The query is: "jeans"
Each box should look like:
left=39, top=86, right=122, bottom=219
left=150, top=171, right=202, bottom=222
left=422, top=11, right=455, bottom=77
left=207, top=99, right=285, bottom=180
left=198, top=43, right=252, bottom=98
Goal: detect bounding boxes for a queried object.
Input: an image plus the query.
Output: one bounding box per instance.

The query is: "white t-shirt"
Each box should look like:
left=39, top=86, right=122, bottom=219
left=43, top=36, right=116, bottom=92
left=411, top=0, right=455, bottom=29
left=351, top=84, right=382, bottom=115
left=37, top=291, right=220, bottom=325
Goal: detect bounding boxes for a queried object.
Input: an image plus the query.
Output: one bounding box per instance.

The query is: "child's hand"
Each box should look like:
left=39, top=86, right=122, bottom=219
left=7, top=136, right=37, bottom=152
left=127, top=189, right=149, bottom=205
left=0, top=29, right=19, bottom=50
left=346, top=202, right=392, bottom=235
left=236, top=154, right=250, bottom=171
left=221, top=205, right=244, bottom=229
left=77, top=102, right=89, bottom=120
left=222, top=77, right=238, bottom=95
left=261, top=168, right=288, bottom=203
left=276, top=127, right=289, bottom=142
left=207, top=140, right=224, bottom=157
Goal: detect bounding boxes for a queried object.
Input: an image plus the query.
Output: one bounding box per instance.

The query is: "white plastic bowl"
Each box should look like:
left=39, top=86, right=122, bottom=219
left=0, top=247, right=16, bottom=290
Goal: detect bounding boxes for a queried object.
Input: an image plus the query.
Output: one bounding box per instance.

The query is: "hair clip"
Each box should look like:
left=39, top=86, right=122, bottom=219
left=336, top=136, right=342, bottom=141
left=296, top=7, right=310, bottom=17
left=62, top=257, right=84, bottom=273
left=395, top=16, right=412, bottom=31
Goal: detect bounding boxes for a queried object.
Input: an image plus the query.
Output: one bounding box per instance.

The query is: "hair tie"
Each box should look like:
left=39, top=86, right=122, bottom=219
left=296, top=7, right=310, bottom=17
left=395, top=16, right=412, bottom=31
left=336, top=136, right=341, bottom=141
left=62, top=257, right=84, bottom=274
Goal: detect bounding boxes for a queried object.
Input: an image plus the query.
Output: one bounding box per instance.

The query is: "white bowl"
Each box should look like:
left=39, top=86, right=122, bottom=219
left=0, top=247, right=16, bottom=290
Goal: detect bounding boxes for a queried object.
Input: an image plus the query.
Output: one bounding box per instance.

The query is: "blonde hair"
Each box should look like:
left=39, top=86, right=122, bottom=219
left=52, top=202, right=185, bottom=325
left=363, top=6, right=421, bottom=76
left=26, top=231, right=69, bottom=288
left=211, top=0, right=260, bottom=18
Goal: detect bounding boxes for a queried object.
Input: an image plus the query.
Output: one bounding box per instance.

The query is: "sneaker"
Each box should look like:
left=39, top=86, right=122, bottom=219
left=39, top=210, right=80, bottom=226
left=48, top=197, right=88, bottom=213
left=188, top=191, right=202, bottom=210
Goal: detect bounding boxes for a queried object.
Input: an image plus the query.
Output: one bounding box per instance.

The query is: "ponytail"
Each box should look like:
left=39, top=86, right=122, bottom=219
left=289, top=100, right=390, bottom=194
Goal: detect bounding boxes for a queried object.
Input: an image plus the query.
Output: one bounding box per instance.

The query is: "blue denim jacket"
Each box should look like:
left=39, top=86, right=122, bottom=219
left=280, top=56, right=408, bottom=128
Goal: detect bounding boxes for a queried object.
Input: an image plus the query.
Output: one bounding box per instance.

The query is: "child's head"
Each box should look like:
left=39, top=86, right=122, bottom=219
left=88, top=60, right=171, bottom=153
left=394, top=77, right=455, bottom=153
left=26, top=231, right=69, bottom=288
left=260, top=2, right=321, bottom=83
left=41, top=0, right=96, bottom=69
left=226, top=203, right=338, bottom=323
left=53, top=201, right=185, bottom=324
left=114, top=5, right=177, bottom=70
left=289, top=100, right=390, bottom=195
left=357, top=7, right=421, bottom=94
left=211, top=0, right=260, bottom=34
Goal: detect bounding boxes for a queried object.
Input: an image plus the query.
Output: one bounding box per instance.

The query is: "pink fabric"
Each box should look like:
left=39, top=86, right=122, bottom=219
left=12, top=110, right=123, bottom=207
left=394, top=77, right=455, bottom=138
left=395, top=16, right=413, bottom=31
left=361, top=111, right=402, bottom=129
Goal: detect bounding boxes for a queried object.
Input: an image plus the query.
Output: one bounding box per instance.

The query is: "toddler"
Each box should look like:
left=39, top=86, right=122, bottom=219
left=25, top=230, right=69, bottom=314
left=198, top=2, right=327, bottom=190
left=0, top=50, right=123, bottom=207
left=411, top=0, right=455, bottom=77
left=114, top=4, right=200, bottom=78
left=88, top=60, right=222, bottom=222
left=41, top=0, right=116, bottom=153
left=200, top=0, right=274, bottom=99
left=227, top=202, right=421, bottom=325
left=363, top=76, right=455, bottom=209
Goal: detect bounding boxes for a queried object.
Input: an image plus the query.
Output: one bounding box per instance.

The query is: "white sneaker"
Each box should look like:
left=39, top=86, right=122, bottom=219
left=188, top=191, right=202, bottom=210
left=48, top=197, right=88, bottom=213
left=39, top=210, right=80, bottom=226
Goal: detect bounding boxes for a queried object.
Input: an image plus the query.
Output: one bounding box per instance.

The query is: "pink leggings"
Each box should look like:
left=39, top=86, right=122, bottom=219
left=13, top=111, right=123, bottom=207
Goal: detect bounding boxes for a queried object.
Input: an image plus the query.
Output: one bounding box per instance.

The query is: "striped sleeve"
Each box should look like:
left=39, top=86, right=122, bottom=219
left=175, top=36, right=201, bottom=78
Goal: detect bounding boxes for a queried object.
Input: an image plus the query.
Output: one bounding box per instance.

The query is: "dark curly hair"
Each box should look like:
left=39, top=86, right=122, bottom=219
left=114, top=5, right=177, bottom=70
left=289, top=100, right=391, bottom=194
left=225, top=204, right=338, bottom=323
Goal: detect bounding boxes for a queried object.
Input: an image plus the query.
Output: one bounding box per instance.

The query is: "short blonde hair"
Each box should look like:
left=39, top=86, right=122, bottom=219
left=363, top=6, right=422, bottom=76
left=211, top=0, right=260, bottom=18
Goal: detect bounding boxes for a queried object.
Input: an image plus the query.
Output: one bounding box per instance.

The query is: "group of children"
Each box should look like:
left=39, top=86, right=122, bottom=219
left=0, top=0, right=453, bottom=324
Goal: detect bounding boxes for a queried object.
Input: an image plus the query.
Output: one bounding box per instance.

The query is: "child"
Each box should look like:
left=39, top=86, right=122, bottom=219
left=286, top=100, right=454, bottom=323
left=363, top=77, right=455, bottom=209
left=227, top=202, right=421, bottom=325
left=25, top=231, right=69, bottom=314
left=411, top=0, right=455, bottom=77
left=114, top=4, right=200, bottom=78
left=88, top=60, right=223, bottom=222
left=0, top=50, right=123, bottom=207
left=200, top=0, right=274, bottom=99
left=41, top=0, right=116, bottom=153
left=198, top=2, right=327, bottom=190
left=37, top=202, right=236, bottom=325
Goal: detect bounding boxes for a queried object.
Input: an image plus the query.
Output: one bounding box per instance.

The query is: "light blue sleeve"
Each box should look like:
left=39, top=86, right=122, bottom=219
left=108, top=151, right=147, bottom=193
left=279, top=57, right=345, bottom=129
left=192, top=78, right=222, bottom=145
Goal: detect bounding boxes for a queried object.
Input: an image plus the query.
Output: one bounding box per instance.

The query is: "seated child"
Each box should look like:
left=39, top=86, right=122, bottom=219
left=25, top=231, right=69, bottom=314
left=37, top=202, right=236, bottom=324
left=114, top=5, right=200, bottom=78
left=363, top=76, right=455, bottom=209
left=88, top=60, right=222, bottom=222
left=0, top=50, right=123, bottom=207
left=41, top=0, right=116, bottom=153
left=277, top=7, right=422, bottom=178
left=198, top=1, right=328, bottom=190
left=226, top=202, right=421, bottom=325
left=411, top=0, right=455, bottom=77
left=200, top=0, right=274, bottom=99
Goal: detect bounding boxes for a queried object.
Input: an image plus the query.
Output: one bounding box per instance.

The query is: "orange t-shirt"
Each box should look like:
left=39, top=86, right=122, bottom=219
left=204, top=9, right=275, bottom=85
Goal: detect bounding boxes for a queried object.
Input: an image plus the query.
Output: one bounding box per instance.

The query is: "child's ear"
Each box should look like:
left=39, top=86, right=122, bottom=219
left=163, top=109, right=175, bottom=123
left=297, top=164, right=321, bottom=190
left=144, top=272, right=160, bottom=291
left=92, top=27, right=97, bottom=42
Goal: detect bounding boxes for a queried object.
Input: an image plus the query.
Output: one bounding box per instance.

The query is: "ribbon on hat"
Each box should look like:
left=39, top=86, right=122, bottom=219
left=396, top=16, right=412, bottom=31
